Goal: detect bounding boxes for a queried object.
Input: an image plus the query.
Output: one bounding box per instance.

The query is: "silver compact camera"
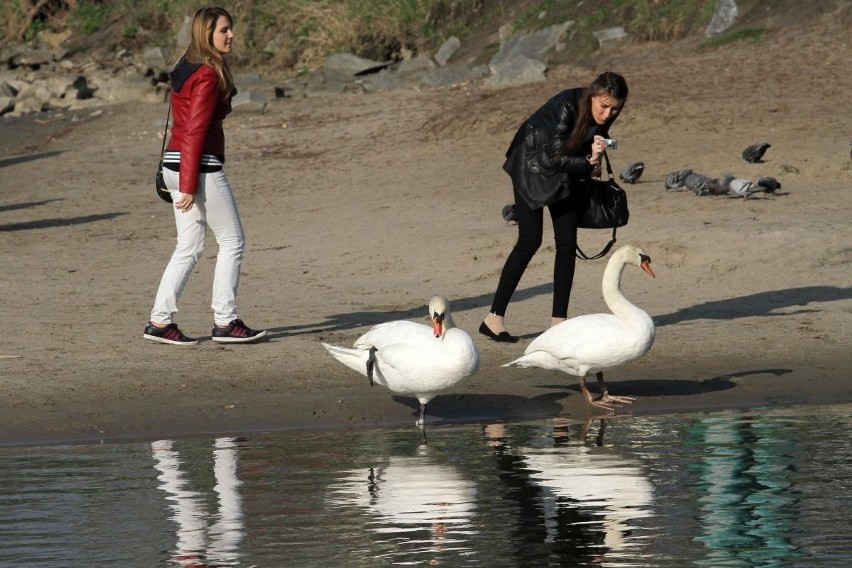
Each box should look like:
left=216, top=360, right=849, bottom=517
left=602, top=138, right=618, bottom=150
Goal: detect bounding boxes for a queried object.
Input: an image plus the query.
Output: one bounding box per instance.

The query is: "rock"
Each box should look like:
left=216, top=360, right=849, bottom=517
left=11, top=48, right=64, bottom=68
left=486, top=56, right=547, bottom=88
left=0, top=79, right=18, bottom=97
left=90, top=75, right=160, bottom=104
left=434, top=36, right=460, bottom=66
left=396, top=56, right=436, bottom=76
left=142, top=47, right=169, bottom=71
left=231, top=90, right=268, bottom=113
left=324, top=53, right=391, bottom=78
left=0, top=96, right=14, bottom=116
left=419, top=65, right=489, bottom=88
left=593, top=26, right=628, bottom=48
left=235, top=72, right=264, bottom=86
left=8, top=97, right=46, bottom=116
left=359, top=70, right=404, bottom=93
left=176, top=15, right=192, bottom=51
left=706, top=0, right=739, bottom=36
left=489, top=22, right=573, bottom=70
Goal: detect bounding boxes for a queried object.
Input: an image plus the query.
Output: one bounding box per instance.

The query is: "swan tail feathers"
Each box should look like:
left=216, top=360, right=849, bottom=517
left=321, top=342, right=370, bottom=377
left=503, top=352, right=566, bottom=372
left=503, top=355, right=533, bottom=368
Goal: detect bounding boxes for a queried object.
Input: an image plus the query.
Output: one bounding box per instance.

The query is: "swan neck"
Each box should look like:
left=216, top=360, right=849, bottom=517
left=602, top=260, right=633, bottom=316
left=443, top=313, right=456, bottom=330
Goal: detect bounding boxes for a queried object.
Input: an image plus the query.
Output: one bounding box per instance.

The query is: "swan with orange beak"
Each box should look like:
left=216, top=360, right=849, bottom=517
left=322, top=295, right=480, bottom=427
left=505, top=245, right=657, bottom=410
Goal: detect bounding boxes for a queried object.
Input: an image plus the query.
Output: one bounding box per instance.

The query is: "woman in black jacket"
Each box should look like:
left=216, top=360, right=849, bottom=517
left=480, top=72, right=629, bottom=343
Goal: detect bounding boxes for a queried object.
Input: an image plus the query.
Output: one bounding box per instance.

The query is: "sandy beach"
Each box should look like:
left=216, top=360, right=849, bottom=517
left=1, top=13, right=851, bottom=446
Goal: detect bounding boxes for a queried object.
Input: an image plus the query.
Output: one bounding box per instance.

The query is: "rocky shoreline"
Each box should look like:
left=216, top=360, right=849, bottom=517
left=1, top=13, right=636, bottom=124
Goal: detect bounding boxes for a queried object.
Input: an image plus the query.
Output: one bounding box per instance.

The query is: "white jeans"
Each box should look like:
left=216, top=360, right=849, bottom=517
left=150, top=168, right=245, bottom=327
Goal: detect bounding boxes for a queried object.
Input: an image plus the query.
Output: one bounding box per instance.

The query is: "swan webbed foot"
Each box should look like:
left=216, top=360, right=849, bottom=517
left=588, top=399, right=618, bottom=411
left=593, top=372, right=634, bottom=407
left=599, top=394, right=635, bottom=405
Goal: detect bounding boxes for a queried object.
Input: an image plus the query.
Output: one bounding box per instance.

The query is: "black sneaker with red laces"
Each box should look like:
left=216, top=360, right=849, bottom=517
left=143, top=322, right=198, bottom=345
left=211, top=319, right=267, bottom=344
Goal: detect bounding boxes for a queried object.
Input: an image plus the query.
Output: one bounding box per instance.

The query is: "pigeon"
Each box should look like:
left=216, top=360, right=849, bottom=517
left=684, top=173, right=715, bottom=196
left=664, top=169, right=693, bottom=191
left=756, top=176, right=782, bottom=193
left=742, top=143, right=771, bottom=163
left=727, top=178, right=768, bottom=199
left=707, top=174, right=735, bottom=196
left=501, top=203, right=516, bottom=224
left=619, top=162, right=644, bottom=184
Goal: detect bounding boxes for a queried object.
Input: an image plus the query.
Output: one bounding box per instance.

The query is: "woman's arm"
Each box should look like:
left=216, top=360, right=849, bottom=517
left=536, top=95, right=596, bottom=176
left=179, top=67, right=220, bottom=194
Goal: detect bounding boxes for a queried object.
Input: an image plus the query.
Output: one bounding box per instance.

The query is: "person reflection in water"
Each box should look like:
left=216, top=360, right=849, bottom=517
left=151, top=437, right=245, bottom=567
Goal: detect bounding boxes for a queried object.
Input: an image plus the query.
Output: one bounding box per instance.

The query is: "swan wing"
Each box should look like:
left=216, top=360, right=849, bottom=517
left=354, top=320, right=433, bottom=349
left=515, top=313, right=654, bottom=373
left=328, top=320, right=478, bottom=398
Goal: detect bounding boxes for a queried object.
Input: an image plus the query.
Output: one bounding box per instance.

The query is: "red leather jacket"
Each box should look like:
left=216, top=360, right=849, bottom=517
left=166, top=60, right=232, bottom=194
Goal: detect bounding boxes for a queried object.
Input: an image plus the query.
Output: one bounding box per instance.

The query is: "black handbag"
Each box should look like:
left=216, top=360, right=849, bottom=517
left=155, top=103, right=172, bottom=203
left=576, top=152, right=629, bottom=260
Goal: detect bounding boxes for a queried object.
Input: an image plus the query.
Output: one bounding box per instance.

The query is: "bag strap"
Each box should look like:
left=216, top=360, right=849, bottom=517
left=576, top=151, right=617, bottom=261
left=160, top=102, right=171, bottom=157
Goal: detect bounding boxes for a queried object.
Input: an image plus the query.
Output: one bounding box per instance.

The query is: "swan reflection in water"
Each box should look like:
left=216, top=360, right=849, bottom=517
left=151, top=437, right=245, bottom=567
left=330, top=445, right=478, bottom=559
left=486, top=418, right=655, bottom=560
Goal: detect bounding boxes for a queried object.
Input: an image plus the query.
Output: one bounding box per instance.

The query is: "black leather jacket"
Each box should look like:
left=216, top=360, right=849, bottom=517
left=503, top=88, right=617, bottom=209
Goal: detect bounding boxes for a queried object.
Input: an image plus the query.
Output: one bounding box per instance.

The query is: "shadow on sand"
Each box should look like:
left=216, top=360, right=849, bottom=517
left=260, top=284, right=850, bottom=340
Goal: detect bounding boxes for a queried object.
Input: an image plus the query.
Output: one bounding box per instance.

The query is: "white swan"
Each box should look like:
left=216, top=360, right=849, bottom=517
left=504, top=245, right=656, bottom=409
left=321, top=295, right=480, bottom=426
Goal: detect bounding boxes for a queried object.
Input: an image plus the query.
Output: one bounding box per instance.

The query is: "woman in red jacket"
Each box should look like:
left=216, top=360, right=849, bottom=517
left=144, top=7, right=266, bottom=345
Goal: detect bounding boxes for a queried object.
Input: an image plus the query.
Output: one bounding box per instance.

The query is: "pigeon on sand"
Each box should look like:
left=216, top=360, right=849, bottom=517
left=501, top=203, right=517, bottom=224
left=619, top=162, right=644, bottom=184
left=742, top=143, right=771, bottom=163
left=756, top=176, right=782, bottom=193
left=664, top=169, right=692, bottom=191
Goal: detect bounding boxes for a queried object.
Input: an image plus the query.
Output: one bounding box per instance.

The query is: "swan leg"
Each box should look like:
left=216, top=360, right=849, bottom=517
left=580, top=376, right=616, bottom=410
left=365, top=346, right=377, bottom=386
left=596, top=371, right=635, bottom=405
left=415, top=402, right=428, bottom=428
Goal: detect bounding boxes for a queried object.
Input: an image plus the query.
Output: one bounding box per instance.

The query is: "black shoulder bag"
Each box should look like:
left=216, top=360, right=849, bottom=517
left=575, top=151, right=629, bottom=260
left=155, top=103, right=173, bottom=203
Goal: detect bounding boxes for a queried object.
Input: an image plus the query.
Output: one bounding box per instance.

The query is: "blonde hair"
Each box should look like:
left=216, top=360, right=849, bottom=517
left=183, top=7, right=235, bottom=95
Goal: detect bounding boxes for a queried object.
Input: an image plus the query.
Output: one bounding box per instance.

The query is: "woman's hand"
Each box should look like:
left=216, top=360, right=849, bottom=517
left=174, top=192, right=195, bottom=212
left=590, top=135, right=606, bottom=164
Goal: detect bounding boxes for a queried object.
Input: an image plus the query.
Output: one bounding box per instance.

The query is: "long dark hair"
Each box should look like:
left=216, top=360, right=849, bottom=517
left=560, top=71, right=628, bottom=156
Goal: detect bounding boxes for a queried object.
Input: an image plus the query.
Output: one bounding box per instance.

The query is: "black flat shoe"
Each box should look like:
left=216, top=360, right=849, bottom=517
left=479, top=322, right=519, bottom=343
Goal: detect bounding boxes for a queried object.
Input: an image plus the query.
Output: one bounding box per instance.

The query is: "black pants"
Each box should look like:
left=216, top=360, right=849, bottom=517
left=490, top=186, right=582, bottom=319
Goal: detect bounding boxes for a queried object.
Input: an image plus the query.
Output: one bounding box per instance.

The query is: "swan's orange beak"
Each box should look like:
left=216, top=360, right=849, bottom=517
left=432, top=313, right=444, bottom=338
left=641, top=259, right=655, bottom=278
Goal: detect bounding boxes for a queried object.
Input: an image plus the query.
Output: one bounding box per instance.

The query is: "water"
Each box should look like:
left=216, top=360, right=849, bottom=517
left=2, top=405, right=852, bottom=567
